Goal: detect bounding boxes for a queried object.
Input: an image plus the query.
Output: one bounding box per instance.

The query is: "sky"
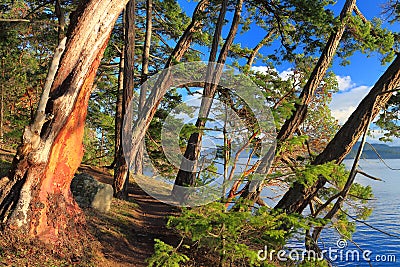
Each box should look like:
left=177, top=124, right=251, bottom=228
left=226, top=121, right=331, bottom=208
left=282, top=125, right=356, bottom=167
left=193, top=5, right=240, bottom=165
left=178, top=0, right=400, bottom=146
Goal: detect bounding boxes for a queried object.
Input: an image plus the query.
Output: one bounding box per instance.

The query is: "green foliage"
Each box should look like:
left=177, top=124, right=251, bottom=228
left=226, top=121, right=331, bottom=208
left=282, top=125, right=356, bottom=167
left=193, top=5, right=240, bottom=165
left=337, top=15, right=395, bottom=65
left=168, top=202, right=327, bottom=266
left=333, top=211, right=356, bottom=239
left=375, top=93, right=400, bottom=142
left=147, top=239, right=189, bottom=267
left=349, top=183, right=373, bottom=204
left=0, top=0, right=61, bottom=149
left=295, top=162, right=347, bottom=187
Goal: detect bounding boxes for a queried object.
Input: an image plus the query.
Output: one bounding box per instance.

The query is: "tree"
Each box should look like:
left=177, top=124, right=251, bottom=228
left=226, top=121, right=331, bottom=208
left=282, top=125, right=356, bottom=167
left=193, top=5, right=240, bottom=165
left=173, top=0, right=243, bottom=202
left=275, top=54, right=400, bottom=214
left=276, top=0, right=357, bottom=141
left=114, top=0, right=136, bottom=199
left=120, top=0, right=210, bottom=178
left=237, top=0, right=395, bottom=205
left=134, top=0, right=153, bottom=175
left=0, top=0, right=129, bottom=243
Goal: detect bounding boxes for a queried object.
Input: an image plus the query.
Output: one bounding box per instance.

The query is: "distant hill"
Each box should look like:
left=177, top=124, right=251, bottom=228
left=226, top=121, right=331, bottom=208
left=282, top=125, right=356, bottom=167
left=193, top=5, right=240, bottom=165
left=346, top=142, right=400, bottom=159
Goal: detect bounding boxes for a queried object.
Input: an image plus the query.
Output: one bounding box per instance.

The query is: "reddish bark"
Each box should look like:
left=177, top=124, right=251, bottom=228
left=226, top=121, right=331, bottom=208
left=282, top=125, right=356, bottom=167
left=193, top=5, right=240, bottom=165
left=0, top=0, right=129, bottom=243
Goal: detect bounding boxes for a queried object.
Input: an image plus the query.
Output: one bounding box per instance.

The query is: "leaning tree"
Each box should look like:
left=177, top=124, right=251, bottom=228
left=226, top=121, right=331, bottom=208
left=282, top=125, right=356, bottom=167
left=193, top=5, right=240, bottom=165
left=0, top=0, right=129, bottom=243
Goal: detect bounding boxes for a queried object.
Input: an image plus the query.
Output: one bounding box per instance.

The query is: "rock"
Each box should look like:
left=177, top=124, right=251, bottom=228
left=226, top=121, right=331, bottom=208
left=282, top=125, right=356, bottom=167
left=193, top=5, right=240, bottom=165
left=71, top=173, right=113, bottom=212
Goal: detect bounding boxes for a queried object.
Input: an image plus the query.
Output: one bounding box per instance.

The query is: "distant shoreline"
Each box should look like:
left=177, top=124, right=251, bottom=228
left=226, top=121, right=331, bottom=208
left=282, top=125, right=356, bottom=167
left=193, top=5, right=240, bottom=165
left=345, top=142, right=400, bottom=159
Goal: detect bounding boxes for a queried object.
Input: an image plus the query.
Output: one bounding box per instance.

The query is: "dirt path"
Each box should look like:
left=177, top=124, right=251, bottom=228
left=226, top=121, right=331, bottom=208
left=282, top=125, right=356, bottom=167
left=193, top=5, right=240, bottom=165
left=78, top=166, right=180, bottom=267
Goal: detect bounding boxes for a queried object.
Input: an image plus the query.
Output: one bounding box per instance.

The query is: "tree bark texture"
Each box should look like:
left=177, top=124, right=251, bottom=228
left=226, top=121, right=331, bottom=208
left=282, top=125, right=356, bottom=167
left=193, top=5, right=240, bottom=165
left=122, top=0, right=209, bottom=172
left=114, top=0, right=136, bottom=199
left=173, top=0, right=243, bottom=200
left=238, top=0, right=356, bottom=204
left=134, top=0, right=153, bottom=175
left=275, top=54, right=400, bottom=214
left=277, top=0, right=356, bottom=141
left=0, top=0, right=129, bottom=243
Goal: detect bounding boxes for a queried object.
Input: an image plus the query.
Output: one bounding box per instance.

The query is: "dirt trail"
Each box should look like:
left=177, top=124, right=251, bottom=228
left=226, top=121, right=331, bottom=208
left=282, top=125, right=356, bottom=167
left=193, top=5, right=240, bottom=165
left=78, top=166, right=180, bottom=267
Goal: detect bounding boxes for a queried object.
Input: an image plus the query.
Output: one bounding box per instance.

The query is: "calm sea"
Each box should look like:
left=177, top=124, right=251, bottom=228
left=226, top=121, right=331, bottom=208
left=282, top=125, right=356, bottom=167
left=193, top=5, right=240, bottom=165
left=144, top=156, right=400, bottom=266
left=320, top=159, right=400, bottom=267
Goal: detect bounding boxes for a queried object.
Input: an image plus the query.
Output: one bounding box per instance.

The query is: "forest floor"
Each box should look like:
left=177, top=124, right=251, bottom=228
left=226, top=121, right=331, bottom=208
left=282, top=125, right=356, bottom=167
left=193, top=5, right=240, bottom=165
left=0, top=150, right=222, bottom=267
left=0, top=150, right=182, bottom=267
left=78, top=165, right=181, bottom=267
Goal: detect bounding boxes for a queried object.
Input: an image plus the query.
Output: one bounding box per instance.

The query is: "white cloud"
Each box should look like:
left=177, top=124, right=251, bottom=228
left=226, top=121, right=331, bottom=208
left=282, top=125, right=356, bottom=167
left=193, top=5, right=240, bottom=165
left=251, top=66, right=297, bottom=81
left=336, top=75, right=355, bottom=92
left=279, top=69, right=295, bottom=80
left=329, top=85, right=371, bottom=124
left=249, top=70, right=367, bottom=124
left=330, top=75, right=400, bottom=146
left=329, top=75, right=371, bottom=124
left=251, top=66, right=272, bottom=74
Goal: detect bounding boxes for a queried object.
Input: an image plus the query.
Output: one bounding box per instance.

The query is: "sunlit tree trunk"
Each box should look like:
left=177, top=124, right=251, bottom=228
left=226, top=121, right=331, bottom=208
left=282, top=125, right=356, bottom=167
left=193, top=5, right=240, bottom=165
left=0, top=0, right=128, bottom=243
left=134, top=0, right=153, bottom=175
left=238, top=0, right=356, bottom=204
left=277, top=0, right=356, bottom=141
left=173, top=0, right=243, bottom=201
left=114, top=0, right=136, bottom=199
left=275, top=54, right=400, bottom=214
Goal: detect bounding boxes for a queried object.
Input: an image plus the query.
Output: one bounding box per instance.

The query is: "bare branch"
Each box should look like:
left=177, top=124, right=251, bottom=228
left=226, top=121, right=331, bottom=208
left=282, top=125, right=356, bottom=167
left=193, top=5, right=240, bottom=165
left=246, top=29, right=276, bottom=68
left=356, top=170, right=383, bottom=181
left=32, top=37, right=67, bottom=132
left=0, top=18, right=30, bottom=23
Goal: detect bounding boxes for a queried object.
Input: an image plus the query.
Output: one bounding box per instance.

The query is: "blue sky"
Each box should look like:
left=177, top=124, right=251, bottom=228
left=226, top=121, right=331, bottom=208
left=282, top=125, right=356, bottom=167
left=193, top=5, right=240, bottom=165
left=177, top=0, right=400, bottom=145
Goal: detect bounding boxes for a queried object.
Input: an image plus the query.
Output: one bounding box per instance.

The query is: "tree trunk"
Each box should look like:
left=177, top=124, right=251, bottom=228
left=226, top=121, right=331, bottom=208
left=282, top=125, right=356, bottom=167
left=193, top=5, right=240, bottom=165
left=0, top=58, right=4, bottom=147
left=277, top=0, right=356, bottom=141
left=134, top=0, right=153, bottom=175
left=114, top=0, right=136, bottom=199
left=164, top=0, right=209, bottom=68
left=275, top=54, right=400, bottom=214
left=111, top=38, right=125, bottom=170
left=173, top=0, right=243, bottom=201
left=55, top=0, right=65, bottom=43
left=246, top=30, right=275, bottom=68
left=121, top=0, right=209, bottom=173
left=237, top=0, right=356, bottom=204
left=0, top=0, right=128, bottom=243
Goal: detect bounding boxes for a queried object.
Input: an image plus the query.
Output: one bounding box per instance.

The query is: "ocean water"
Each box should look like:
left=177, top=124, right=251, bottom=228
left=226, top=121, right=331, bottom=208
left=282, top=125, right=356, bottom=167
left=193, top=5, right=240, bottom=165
left=320, top=159, right=400, bottom=267
left=143, top=155, right=400, bottom=266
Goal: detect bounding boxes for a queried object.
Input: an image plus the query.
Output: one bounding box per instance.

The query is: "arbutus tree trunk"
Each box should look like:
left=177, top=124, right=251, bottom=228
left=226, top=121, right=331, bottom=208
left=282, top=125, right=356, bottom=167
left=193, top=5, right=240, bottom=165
left=113, top=0, right=209, bottom=188
left=276, top=0, right=356, bottom=141
left=237, top=0, right=356, bottom=204
left=114, top=0, right=136, bottom=199
left=173, top=0, right=243, bottom=201
left=134, top=0, right=153, bottom=175
left=111, top=34, right=125, bottom=170
left=275, top=54, right=400, bottom=214
left=0, top=0, right=129, bottom=243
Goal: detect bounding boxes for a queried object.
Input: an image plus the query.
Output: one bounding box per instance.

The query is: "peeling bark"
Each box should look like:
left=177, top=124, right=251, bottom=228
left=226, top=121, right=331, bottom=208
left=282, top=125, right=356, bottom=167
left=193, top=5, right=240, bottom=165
left=0, top=0, right=129, bottom=243
left=275, top=55, right=400, bottom=214
left=277, top=0, right=356, bottom=141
